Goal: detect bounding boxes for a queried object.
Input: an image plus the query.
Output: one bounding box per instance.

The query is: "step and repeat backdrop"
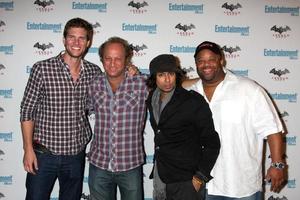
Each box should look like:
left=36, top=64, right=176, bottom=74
left=0, top=0, right=299, bottom=199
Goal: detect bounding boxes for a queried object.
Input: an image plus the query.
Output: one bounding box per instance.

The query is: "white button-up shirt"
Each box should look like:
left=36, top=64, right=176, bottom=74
left=188, top=69, right=283, bottom=198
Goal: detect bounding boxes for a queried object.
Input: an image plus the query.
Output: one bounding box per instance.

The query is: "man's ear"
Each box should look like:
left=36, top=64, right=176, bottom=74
left=220, top=56, right=226, bottom=67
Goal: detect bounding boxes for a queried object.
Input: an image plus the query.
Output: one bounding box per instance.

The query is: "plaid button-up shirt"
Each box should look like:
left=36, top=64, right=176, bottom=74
left=20, top=53, right=101, bottom=155
left=88, top=73, right=148, bottom=172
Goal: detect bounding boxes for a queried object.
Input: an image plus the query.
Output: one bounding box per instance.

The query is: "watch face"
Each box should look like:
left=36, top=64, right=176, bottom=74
left=278, top=163, right=284, bottom=168
left=272, top=162, right=285, bottom=169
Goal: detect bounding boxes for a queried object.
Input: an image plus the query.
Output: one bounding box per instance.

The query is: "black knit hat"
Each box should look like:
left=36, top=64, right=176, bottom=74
left=149, top=54, right=180, bottom=75
left=194, top=41, right=223, bottom=58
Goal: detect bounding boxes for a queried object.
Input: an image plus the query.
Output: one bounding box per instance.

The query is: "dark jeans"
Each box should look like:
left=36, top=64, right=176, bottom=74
left=88, top=164, right=143, bottom=200
left=166, top=180, right=206, bottom=200
left=25, top=150, right=85, bottom=200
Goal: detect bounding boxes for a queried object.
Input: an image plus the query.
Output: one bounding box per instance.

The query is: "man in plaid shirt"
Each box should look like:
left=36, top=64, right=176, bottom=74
left=87, top=37, right=148, bottom=200
left=20, top=18, right=101, bottom=200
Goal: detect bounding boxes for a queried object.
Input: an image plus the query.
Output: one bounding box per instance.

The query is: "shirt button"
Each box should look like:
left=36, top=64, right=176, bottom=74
left=157, top=130, right=161, bottom=134
left=155, top=146, right=160, bottom=150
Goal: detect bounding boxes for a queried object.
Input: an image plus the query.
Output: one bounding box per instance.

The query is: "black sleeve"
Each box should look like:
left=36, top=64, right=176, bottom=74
left=192, top=93, right=220, bottom=182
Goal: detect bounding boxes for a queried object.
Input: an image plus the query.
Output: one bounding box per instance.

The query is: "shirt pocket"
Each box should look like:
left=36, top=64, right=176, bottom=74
left=93, top=91, right=107, bottom=110
left=118, top=91, right=140, bottom=109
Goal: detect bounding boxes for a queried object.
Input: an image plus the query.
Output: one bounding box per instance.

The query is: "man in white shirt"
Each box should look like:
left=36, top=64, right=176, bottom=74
left=183, top=41, right=285, bottom=200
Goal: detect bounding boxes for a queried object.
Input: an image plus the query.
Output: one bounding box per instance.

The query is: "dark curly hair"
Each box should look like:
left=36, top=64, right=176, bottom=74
left=146, top=70, right=186, bottom=91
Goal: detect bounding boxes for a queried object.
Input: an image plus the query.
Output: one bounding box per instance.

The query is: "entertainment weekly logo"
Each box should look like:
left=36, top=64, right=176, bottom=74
left=128, top=0, right=148, bottom=14
left=284, top=135, right=296, bottom=146
left=169, top=45, right=195, bottom=53
left=34, top=0, right=55, bottom=12
left=265, top=5, right=299, bottom=16
left=230, top=69, right=248, bottom=77
left=146, top=155, right=154, bottom=164
left=122, top=23, right=157, bottom=34
left=270, top=92, right=297, bottom=103
left=264, top=49, right=298, bottom=60
left=221, top=2, right=242, bottom=16
left=0, top=1, right=14, bottom=11
left=169, top=3, right=204, bottom=14
left=175, top=23, right=195, bottom=37
left=71, top=1, right=107, bottom=13
left=0, top=89, right=12, bottom=99
left=0, top=132, right=13, bottom=142
left=26, top=22, right=62, bottom=33
left=0, top=175, right=12, bottom=185
left=215, top=25, right=249, bottom=36
left=87, top=47, right=98, bottom=54
left=0, top=45, right=13, bottom=55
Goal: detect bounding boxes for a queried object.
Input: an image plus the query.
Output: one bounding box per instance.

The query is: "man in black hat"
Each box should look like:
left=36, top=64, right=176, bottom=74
left=146, top=54, right=220, bottom=200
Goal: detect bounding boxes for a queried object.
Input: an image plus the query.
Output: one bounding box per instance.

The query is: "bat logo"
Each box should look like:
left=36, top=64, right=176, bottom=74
left=222, top=3, right=242, bottom=11
left=0, top=21, right=5, bottom=27
left=129, top=44, right=147, bottom=52
left=269, top=68, right=290, bottom=77
left=0, top=192, right=5, bottom=198
left=267, top=195, right=288, bottom=200
left=34, top=0, right=55, bottom=8
left=92, top=22, right=101, bottom=28
left=175, top=23, right=195, bottom=32
left=33, top=42, right=54, bottom=51
left=0, top=64, right=5, bottom=70
left=222, top=45, right=241, bottom=54
left=270, top=25, right=291, bottom=34
left=128, top=1, right=148, bottom=9
left=183, top=66, right=194, bottom=73
left=280, top=111, right=289, bottom=118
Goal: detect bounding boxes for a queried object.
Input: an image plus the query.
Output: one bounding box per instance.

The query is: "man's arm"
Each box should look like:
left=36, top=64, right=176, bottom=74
left=21, top=120, right=38, bottom=174
left=181, top=78, right=199, bottom=89
left=265, top=132, right=285, bottom=193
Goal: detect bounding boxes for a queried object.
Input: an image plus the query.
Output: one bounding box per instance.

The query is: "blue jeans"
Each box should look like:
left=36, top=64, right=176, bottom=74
left=206, top=191, right=262, bottom=200
left=88, top=164, right=143, bottom=200
left=25, top=150, right=85, bottom=200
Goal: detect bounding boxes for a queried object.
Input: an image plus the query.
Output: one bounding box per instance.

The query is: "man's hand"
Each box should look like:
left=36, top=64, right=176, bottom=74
left=265, top=166, right=285, bottom=193
left=23, top=149, right=38, bottom=175
left=127, top=64, right=140, bottom=76
left=192, top=176, right=203, bottom=192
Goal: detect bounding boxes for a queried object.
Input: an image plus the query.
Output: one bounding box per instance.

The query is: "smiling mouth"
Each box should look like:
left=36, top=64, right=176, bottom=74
left=72, top=46, right=81, bottom=50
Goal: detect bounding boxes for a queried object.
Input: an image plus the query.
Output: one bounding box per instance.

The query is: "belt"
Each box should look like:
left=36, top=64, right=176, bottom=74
left=33, top=141, right=52, bottom=154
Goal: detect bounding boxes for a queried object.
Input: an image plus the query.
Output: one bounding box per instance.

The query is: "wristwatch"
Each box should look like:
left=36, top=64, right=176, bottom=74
left=271, top=162, right=285, bottom=169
